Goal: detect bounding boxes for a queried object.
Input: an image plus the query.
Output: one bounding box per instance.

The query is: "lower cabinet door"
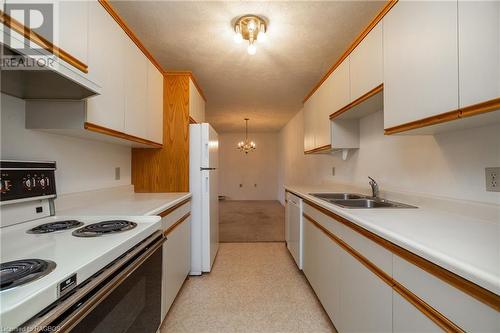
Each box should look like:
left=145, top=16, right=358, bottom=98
left=161, top=217, right=191, bottom=320
left=339, top=250, right=392, bottom=333
left=393, top=291, right=441, bottom=332
left=302, top=219, right=341, bottom=327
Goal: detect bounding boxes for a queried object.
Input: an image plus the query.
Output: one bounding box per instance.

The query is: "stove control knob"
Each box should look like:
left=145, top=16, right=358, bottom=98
left=23, top=178, right=35, bottom=190
left=1, top=180, right=12, bottom=193
left=39, top=177, right=50, bottom=188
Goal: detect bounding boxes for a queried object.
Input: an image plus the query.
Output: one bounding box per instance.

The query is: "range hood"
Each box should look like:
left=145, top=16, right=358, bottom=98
left=1, top=44, right=101, bottom=100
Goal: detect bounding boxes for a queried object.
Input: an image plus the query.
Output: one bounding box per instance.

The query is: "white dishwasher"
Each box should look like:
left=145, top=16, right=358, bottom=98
left=286, top=192, right=303, bottom=269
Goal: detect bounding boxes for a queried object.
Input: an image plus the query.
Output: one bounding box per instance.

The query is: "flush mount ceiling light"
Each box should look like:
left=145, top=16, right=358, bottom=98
left=237, top=118, right=256, bottom=154
left=233, top=15, right=267, bottom=55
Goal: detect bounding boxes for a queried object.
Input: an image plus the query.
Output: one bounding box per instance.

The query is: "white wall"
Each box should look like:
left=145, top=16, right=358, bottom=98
left=219, top=132, right=278, bottom=200
left=278, top=109, right=500, bottom=205
left=0, top=94, right=132, bottom=195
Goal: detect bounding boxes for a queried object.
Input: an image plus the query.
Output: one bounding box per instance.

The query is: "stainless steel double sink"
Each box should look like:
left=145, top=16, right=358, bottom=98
left=309, top=193, right=417, bottom=209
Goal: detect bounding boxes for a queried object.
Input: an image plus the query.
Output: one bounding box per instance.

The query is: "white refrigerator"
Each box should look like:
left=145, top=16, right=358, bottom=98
left=189, top=123, right=219, bottom=275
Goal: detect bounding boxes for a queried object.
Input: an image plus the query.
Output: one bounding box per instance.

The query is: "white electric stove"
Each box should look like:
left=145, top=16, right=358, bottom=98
left=0, top=161, right=164, bottom=332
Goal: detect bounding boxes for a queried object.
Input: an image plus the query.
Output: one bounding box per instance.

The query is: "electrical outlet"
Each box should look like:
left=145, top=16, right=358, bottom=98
left=485, top=167, right=500, bottom=192
left=115, top=167, right=121, bottom=180
left=332, top=167, right=335, bottom=176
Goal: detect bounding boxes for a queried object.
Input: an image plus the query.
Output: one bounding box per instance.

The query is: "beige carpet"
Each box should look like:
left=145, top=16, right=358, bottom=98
left=160, top=243, right=335, bottom=333
left=219, top=200, right=285, bottom=242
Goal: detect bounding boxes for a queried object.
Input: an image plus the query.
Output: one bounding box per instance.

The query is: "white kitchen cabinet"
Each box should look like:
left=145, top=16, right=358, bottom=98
left=147, top=62, right=164, bottom=144
left=339, top=245, right=393, bottom=332
left=189, top=78, right=205, bottom=123
left=161, top=202, right=191, bottom=320
left=303, top=59, right=350, bottom=151
left=86, top=1, right=127, bottom=132
left=302, top=216, right=342, bottom=327
left=124, top=41, right=149, bottom=139
left=349, top=22, right=383, bottom=101
left=393, top=256, right=499, bottom=332
left=303, top=104, right=315, bottom=151
left=383, top=1, right=459, bottom=129
left=458, top=0, right=500, bottom=108
left=393, top=291, right=441, bottom=333
left=57, top=1, right=89, bottom=67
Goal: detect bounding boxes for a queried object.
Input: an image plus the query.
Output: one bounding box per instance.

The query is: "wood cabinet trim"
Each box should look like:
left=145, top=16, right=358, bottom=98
left=189, top=116, right=198, bottom=124
left=164, top=71, right=207, bottom=102
left=0, top=11, right=88, bottom=73
left=304, top=144, right=332, bottom=154
left=299, top=196, right=500, bottom=312
left=98, top=0, right=164, bottom=73
left=84, top=122, right=163, bottom=148
left=329, top=84, right=383, bottom=119
left=163, top=212, right=190, bottom=237
left=459, top=97, right=500, bottom=118
left=303, top=213, right=465, bottom=333
left=384, top=97, right=500, bottom=135
left=303, top=0, right=398, bottom=103
left=158, top=198, right=191, bottom=217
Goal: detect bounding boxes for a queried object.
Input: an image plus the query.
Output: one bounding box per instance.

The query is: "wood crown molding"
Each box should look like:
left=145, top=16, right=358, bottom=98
left=0, top=11, right=88, bottom=73
left=163, top=212, right=191, bottom=237
left=84, top=122, right=163, bottom=148
left=164, top=71, right=207, bottom=102
left=98, top=0, right=164, bottom=73
left=330, top=84, right=383, bottom=119
left=158, top=198, right=192, bottom=217
left=303, top=213, right=465, bottom=333
left=303, top=0, right=398, bottom=103
left=384, top=97, right=500, bottom=135
left=300, top=197, right=500, bottom=312
left=304, top=144, right=332, bottom=155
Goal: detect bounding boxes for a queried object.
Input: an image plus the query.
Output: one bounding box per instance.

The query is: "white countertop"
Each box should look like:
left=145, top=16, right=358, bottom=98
left=286, top=184, right=500, bottom=296
left=55, top=185, right=191, bottom=216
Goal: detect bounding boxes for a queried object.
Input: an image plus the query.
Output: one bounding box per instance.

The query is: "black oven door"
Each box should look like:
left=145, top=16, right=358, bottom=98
left=20, top=232, right=164, bottom=333
left=70, top=244, right=162, bottom=333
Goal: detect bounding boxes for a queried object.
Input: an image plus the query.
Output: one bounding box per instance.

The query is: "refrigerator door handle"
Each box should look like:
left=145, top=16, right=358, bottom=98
left=200, top=167, right=216, bottom=171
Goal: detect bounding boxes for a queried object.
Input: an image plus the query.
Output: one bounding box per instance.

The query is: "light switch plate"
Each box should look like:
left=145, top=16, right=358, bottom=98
left=485, top=167, right=499, bottom=192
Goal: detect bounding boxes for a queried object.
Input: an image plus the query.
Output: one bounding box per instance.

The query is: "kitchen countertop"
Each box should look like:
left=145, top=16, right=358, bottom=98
left=55, top=185, right=191, bottom=216
left=285, top=184, right=500, bottom=296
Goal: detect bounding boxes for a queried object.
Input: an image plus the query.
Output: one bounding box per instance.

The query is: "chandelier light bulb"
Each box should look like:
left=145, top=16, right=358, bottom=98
left=247, top=19, right=256, bottom=32
left=247, top=41, right=256, bottom=55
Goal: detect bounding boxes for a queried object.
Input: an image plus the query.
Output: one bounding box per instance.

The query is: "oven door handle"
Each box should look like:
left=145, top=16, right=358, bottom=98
left=21, top=231, right=165, bottom=333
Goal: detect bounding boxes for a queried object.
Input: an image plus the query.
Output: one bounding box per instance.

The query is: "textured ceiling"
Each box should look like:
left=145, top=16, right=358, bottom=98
left=111, top=1, right=385, bottom=132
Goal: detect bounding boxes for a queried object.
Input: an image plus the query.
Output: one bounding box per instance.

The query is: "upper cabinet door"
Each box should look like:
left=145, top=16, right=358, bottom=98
left=86, top=2, right=126, bottom=132
left=303, top=100, right=315, bottom=151
left=349, top=22, right=383, bottom=101
left=458, top=0, right=500, bottom=108
left=315, top=59, right=350, bottom=148
left=189, top=79, right=205, bottom=123
left=124, top=41, right=148, bottom=139
left=58, top=1, right=88, bottom=67
left=383, top=1, right=459, bottom=129
left=147, top=62, right=164, bottom=144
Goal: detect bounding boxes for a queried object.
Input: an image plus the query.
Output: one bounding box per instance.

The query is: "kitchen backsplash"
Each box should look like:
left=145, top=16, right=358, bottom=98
left=278, top=109, right=500, bottom=205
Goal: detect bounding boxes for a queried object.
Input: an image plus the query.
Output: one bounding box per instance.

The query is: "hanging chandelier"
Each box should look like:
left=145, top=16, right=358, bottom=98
left=233, top=15, right=267, bottom=55
left=237, top=118, right=256, bottom=154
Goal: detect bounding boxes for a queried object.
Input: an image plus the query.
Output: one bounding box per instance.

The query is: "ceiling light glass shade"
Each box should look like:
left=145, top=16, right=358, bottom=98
left=233, top=15, right=267, bottom=54
left=247, top=42, right=256, bottom=55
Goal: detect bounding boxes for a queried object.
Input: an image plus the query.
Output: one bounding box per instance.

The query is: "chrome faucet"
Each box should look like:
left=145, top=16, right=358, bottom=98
left=368, top=177, right=379, bottom=198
